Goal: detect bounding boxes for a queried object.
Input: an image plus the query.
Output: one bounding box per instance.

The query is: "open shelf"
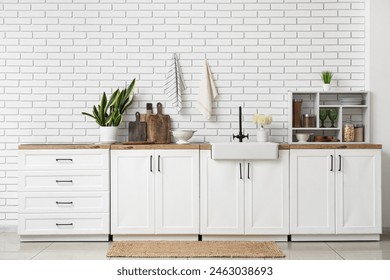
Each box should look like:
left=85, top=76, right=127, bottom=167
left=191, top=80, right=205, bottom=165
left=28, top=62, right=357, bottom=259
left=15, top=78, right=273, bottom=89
left=292, top=128, right=339, bottom=131
left=319, top=105, right=368, bottom=108
left=288, top=91, right=370, bottom=144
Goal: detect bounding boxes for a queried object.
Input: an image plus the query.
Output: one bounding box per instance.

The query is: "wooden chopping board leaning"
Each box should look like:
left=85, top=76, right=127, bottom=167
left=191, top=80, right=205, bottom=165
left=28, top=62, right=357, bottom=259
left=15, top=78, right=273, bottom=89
left=147, top=102, right=171, bottom=144
left=127, top=112, right=147, bottom=142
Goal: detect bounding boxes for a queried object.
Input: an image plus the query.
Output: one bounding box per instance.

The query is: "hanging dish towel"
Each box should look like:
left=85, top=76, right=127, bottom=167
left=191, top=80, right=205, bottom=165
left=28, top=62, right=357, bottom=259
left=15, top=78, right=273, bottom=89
left=164, top=53, right=186, bottom=112
left=196, top=59, right=218, bottom=120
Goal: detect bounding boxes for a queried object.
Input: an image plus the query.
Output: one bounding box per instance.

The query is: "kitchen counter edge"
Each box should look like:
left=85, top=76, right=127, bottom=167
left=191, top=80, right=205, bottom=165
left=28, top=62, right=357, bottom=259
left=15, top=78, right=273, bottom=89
left=18, top=143, right=382, bottom=150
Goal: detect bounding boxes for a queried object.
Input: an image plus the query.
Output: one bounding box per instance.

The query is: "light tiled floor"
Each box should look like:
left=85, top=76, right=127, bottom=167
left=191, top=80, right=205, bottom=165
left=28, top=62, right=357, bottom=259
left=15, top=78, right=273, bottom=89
left=1, top=232, right=390, bottom=260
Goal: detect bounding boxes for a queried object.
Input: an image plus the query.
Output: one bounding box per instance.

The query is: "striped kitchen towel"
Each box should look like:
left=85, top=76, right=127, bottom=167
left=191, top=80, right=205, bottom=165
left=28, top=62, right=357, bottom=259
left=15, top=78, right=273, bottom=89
left=164, top=53, right=186, bottom=112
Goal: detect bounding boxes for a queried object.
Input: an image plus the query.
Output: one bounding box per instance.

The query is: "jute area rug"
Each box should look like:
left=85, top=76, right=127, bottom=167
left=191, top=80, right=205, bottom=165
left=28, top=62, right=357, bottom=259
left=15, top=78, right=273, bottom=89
left=107, top=241, right=285, bottom=258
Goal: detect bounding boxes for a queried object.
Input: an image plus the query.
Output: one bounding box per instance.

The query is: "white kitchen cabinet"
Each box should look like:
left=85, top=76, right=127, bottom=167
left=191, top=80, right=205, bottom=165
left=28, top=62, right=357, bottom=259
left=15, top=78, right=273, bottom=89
left=18, top=147, right=110, bottom=242
left=290, top=149, right=381, bottom=241
left=200, top=150, right=289, bottom=239
left=155, top=150, right=199, bottom=234
left=200, top=157, right=244, bottom=234
left=336, top=149, right=381, bottom=234
left=245, top=154, right=289, bottom=235
left=110, top=151, right=155, bottom=234
left=110, top=149, right=199, bottom=239
left=290, top=149, right=335, bottom=234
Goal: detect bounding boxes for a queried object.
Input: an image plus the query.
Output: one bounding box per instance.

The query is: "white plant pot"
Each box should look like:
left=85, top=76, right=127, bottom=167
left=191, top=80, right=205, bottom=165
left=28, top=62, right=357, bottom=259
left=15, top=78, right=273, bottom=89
left=100, top=126, right=118, bottom=144
left=323, top=83, right=331, bottom=91
left=257, top=128, right=269, bottom=142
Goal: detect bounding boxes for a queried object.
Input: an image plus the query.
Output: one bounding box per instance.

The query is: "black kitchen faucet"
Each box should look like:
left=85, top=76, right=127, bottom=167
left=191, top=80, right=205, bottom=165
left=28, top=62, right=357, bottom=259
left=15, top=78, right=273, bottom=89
left=233, top=106, right=249, bottom=142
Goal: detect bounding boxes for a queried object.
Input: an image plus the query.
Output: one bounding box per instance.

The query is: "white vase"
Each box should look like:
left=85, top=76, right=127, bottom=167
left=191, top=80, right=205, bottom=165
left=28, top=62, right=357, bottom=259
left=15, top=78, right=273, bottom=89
left=257, top=127, right=269, bottom=142
left=100, top=126, right=118, bottom=144
left=323, top=84, right=331, bottom=91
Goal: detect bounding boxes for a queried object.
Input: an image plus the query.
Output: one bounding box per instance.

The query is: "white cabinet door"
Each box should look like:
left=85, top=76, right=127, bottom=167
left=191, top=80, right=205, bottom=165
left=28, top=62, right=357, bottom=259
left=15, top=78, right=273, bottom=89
left=155, top=150, right=199, bottom=234
left=290, top=149, right=335, bottom=234
left=111, top=150, right=155, bottom=234
left=336, top=149, right=381, bottom=234
left=245, top=150, right=289, bottom=235
left=200, top=151, right=244, bottom=235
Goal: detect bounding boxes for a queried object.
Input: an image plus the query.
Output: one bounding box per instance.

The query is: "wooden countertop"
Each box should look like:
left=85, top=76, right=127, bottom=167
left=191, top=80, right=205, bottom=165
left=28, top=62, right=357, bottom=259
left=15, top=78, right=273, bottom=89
left=111, top=143, right=202, bottom=150
left=18, top=143, right=382, bottom=150
left=18, top=144, right=111, bottom=150
left=288, top=143, right=382, bottom=149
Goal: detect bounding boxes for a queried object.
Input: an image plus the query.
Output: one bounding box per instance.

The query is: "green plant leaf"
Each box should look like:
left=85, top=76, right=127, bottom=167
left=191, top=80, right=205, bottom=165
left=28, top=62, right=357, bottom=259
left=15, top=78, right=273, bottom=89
left=321, top=71, right=333, bottom=84
left=80, top=78, right=136, bottom=127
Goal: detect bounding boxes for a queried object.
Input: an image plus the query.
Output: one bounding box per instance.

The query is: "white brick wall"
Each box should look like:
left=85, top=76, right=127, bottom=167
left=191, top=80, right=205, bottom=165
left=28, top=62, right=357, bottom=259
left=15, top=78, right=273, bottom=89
left=0, top=0, right=366, bottom=227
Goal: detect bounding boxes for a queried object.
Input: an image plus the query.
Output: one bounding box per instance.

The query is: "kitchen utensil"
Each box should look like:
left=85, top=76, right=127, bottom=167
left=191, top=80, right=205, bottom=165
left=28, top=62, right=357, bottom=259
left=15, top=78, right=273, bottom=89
left=293, top=99, right=302, bottom=128
left=340, top=97, right=363, bottom=105
left=343, top=118, right=355, bottom=142
left=128, top=112, right=147, bottom=142
left=295, top=133, right=311, bottom=142
left=319, top=109, right=328, bottom=128
left=147, top=102, right=171, bottom=144
left=354, top=124, right=364, bottom=142
left=171, top=129, right=196, bottom=144
left=327, top=109, right=338, bottom=128
left=302, top=114, right=316, bottom=128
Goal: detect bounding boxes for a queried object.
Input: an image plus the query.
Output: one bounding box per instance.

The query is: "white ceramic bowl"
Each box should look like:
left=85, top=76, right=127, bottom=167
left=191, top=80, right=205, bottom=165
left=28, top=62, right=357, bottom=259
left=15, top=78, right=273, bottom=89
left=296, top=133, right=311, bottom=143
left=171, top=129, right=196, bottom=144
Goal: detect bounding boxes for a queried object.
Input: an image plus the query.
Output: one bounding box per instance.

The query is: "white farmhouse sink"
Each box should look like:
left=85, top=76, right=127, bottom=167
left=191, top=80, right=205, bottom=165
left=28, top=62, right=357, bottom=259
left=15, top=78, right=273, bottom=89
left=211, top=142, right=279, bottom=160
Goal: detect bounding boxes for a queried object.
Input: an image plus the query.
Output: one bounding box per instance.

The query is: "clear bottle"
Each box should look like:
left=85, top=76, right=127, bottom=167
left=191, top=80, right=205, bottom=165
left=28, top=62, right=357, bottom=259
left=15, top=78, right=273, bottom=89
left=343, top=118, right=354, bottom=142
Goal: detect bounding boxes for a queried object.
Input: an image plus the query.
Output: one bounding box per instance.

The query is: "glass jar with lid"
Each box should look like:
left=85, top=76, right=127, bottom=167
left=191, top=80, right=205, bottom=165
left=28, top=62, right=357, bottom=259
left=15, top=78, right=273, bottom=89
left=343, top=119, right=354, bottom=142
left=302, top=114, right=316, bottom=128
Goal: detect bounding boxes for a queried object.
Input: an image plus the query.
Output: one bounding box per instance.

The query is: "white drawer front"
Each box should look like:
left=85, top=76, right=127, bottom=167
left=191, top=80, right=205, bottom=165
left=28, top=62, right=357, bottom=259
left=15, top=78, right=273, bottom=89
left=19, top=192, right=109, bottom=214
left=19, top=170, right=109, bottom=192
left=19, top=150, right=109, bottom=170
left=18, top=213, right=109, bottom=235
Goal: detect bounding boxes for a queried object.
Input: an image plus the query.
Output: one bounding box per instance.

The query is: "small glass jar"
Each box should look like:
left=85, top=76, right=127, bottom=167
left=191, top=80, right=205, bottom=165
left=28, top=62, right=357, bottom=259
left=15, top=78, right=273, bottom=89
left=343, top=122, right=355, bottom=142
left=302, top=114, right=316, bottom=128
left=354, top=124, right=364, bottom=142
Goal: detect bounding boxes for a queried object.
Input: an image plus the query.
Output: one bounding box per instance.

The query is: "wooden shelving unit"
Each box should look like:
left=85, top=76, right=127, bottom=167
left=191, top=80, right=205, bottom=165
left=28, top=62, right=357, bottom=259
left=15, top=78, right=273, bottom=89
left=288, top=91, right=370, bottom=144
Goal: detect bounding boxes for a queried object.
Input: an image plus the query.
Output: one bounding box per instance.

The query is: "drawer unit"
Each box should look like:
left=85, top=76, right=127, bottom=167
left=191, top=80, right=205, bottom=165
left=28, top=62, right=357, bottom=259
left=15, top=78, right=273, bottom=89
left=19, top=150, right=109, bottom=170
left=19, top=170, right=109, bottom=192
left=19, top=192, right=109, bottom=213
left=18, top=148, right=110, bottom=241
left=18, top=213, right=109, bottom=235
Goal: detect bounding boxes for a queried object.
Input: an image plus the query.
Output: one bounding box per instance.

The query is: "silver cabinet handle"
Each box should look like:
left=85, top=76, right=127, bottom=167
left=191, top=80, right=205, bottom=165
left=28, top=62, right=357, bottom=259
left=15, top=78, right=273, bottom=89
left=247, top=162, right=250, bottom=179
left=338, top=155, right=342, bottom=171
left=56, top=159, right=73, bottom=162
left=56, top=201, right=73, bottom=205
left=56, top=223, right=73, bottom=226
left=55, top=180, right=73, bottom=183
left=239, top=163, right=242, bottom=180
left=330, top=155, right=334, bottom=171
left=150, top=155, right=153, bottom=172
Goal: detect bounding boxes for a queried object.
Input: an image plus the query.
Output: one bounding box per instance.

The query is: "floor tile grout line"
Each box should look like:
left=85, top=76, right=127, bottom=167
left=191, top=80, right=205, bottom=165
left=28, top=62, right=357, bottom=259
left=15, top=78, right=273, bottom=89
left=324, top=242, right=345, bottom=260
left=30, top=242, right=54, bottom=260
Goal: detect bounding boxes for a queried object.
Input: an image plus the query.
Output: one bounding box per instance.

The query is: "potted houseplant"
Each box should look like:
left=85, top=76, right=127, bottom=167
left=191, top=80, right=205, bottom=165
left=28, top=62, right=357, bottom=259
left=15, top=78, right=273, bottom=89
left=82, top=79, right=136, bottom=143
left=252, top=114, right=272, bottom=142
left=321, top=71, right=333, bottom=91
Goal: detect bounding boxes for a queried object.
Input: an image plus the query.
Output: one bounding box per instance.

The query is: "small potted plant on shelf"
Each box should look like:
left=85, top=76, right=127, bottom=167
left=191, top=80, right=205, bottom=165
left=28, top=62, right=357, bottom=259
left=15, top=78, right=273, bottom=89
left=321, top=71, right=333, bottom=91
left=82, top=78, right=136, bottom=143
left=252, top=114, right=272, bottom=142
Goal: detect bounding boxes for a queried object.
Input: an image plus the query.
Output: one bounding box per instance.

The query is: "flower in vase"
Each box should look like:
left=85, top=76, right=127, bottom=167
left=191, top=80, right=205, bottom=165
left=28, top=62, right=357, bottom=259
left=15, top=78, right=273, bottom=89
left=252, top=114, right=272, bottom=128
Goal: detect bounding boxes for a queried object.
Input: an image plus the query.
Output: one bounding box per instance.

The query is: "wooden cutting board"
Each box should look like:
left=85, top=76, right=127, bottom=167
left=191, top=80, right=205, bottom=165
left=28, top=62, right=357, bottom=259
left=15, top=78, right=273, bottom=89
left=147, top=102, right=171, bottom=144
left=128, top=112, right=147, bottom=142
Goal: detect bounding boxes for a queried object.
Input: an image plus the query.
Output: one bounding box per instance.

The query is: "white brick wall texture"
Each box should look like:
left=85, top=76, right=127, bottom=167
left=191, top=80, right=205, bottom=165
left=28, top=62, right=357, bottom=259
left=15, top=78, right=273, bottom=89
left=0, top=0, right=366, bottom=227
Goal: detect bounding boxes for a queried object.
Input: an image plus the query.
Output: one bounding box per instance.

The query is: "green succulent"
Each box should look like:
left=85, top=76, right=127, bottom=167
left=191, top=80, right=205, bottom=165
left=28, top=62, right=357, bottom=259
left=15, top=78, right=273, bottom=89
left=321, top=71, right=333, bottom=84
left=82, top=78, right=136, bottom=127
